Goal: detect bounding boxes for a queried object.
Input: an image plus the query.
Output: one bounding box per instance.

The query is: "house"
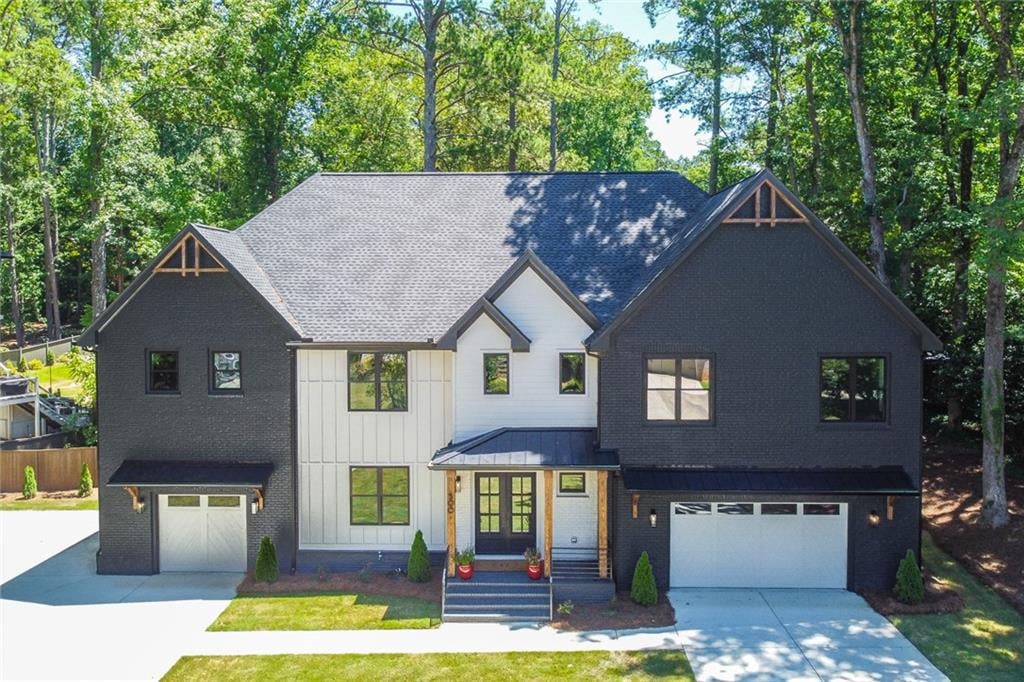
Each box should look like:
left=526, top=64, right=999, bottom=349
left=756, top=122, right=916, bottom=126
left=78, top=169, right=940, bottom=618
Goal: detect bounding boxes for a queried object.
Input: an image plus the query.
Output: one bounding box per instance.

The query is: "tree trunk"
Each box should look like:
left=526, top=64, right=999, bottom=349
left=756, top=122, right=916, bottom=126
left=548, top=0, right=565, bottom=172
left=709, top=22, right=722, bottom=193
left=4, top=202, right=24, bottom=348
left=421, top=1, right=441, bottom=172
left=508, top=93, right=518, bottom=171
left=804, top=51, right=822, bottom=196
left=32, top=109, right=62, bottom=341
left=88, top=0, right=107, bottom=316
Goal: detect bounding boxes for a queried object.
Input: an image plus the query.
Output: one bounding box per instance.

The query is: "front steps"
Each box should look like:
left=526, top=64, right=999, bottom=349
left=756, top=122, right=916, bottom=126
left=551, top=559, right=616, bottom=604
left=443, top=571, right=552, bottom=622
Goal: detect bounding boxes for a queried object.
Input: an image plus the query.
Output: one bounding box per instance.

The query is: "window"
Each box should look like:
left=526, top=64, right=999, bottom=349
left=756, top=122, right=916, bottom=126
left=645, top=356, right=712, bottom=422
left=350, top=467, right=409, bottom=525
left=208, top=495, right=240, bottom=507
left=761, top=503, right=797, bottom=515
left=348, top=352, right=408, bottom=411
left=803, top=503, right=840, bottom=515
left=674, top=503, right=711, bottom=514
left=717, top=503, right=754, bottom=515
left=483, top=353, right=509, bottom=394
left=148, top=351, right=179, bottom=393
left=559, top=352, right=586, bottom=394
left=211, top=351, right=241, bottom=393
left=820, top=356, right=886, bottom=422
left=167, top=495, right=199, bottom=507
left=558, top=472, right=586, bottom=494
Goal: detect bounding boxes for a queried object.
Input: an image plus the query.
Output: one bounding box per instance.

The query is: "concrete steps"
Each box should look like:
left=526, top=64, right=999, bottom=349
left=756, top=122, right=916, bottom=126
left=443, top=571, right=551, bottom=623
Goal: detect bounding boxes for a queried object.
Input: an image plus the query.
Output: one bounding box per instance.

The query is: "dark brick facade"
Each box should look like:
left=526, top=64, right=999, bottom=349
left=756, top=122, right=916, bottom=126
left=600, top=223, right=926, bottom=592
left=94, top=272, right=298, bottom=574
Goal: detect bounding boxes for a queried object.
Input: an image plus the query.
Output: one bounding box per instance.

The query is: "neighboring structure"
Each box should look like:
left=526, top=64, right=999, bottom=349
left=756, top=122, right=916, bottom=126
left=80, top=170, right=940, bottom=615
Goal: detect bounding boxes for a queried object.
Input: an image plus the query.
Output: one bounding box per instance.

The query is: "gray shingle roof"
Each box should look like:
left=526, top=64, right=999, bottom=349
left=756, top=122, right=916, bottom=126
left=430, top=427, right=619, bottom=469
left=233, top=172, right=708, bottom=342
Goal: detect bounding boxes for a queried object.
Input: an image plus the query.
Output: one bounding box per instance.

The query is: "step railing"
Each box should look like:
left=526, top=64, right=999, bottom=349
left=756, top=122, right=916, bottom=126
left=550, top=546, right=612, bottom=582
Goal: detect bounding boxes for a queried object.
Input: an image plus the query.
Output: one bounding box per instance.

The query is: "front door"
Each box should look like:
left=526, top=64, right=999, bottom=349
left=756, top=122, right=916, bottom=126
left=475, top=473, right=536, bottom=555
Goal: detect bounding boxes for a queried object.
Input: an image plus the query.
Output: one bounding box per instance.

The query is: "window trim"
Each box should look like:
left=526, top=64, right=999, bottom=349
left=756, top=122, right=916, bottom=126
left=209, top=350, right=243, bottom=395
left=146, top=349, right=180, bottom=395
left=557, top=472, right=587, bottom=495
left=348, top=466, right=410, bottom=526
left=482, top=352, right=511, bottom=395
left=558, top=351, right=587, bottom=395
left=642, top=353, right=715, bottom=425
left=347, top=351, right=409, bottom=412
left=818, top=354, right=889, bottom=424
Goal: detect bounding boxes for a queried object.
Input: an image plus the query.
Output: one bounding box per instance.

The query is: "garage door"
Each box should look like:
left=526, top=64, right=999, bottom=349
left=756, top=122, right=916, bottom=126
left=159, top=494, right=247, bottom=572
left=670, top=501, right=847, bottom=588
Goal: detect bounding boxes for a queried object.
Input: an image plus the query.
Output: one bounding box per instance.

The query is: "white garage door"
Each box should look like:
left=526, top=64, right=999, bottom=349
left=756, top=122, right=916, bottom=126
left=159, top=494, right=247, bottom=572
left=670, top=501, right=847, bottom=588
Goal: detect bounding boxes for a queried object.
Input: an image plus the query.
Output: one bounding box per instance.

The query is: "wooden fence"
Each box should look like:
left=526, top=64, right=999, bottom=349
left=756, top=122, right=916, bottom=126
left=0, top=447, right=97, bottom=493
left=0, top=337, right=78, bottom=366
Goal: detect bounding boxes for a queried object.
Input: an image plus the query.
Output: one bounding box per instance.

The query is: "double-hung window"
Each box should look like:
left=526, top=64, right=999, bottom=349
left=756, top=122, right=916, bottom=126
left=820, top=356, right=886, bottom=422
left=210, top=351, right=242, bottom=393
left=483, top=353, right=510, bottom=394
left=349, top=466, right=410, bottom=525
left=148, top=351, right=179, bottom=394
left=645, top=356, right=713, bottom=422
left=348, top=352, right=408, bottom=411
left=559, top=352, right=586, bottom=394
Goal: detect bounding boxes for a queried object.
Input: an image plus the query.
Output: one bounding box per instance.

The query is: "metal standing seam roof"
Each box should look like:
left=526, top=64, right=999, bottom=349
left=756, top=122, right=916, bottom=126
left=106, top=460, right=275, bottom=487
left=621, top=466, right=918, bottom=495
left=430, top=427, right=620, bottom=469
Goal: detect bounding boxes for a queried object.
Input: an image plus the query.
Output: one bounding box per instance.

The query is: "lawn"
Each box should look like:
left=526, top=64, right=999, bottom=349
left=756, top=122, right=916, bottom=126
left=888, top=534, right=1024, bottom=680
left=163, top=651, right=694, bottom=682
left=0, top=491, right=98, bottom=510
left=20, top=363, right=84, bottom=400
left=208, top=592, right=442, bottom=631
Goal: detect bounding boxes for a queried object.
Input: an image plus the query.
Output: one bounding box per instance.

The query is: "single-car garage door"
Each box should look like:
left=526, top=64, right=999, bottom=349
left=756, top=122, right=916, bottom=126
left=159, top=494, right=247, bottom=572
left=670, top=501, right=847, bottom=588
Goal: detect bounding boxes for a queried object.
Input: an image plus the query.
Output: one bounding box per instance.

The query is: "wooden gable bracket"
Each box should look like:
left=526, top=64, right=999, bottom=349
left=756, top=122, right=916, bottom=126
left=252, top=488, right=265, bottom=512
left=722, top=181, right=809, bottom=228
left=154, top=233, right=228, bottom=277
left=123, top=486, right=145, bottom=513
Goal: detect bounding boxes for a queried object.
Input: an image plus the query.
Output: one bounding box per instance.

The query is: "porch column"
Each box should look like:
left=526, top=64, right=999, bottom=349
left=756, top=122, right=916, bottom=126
left=597, top=470, right=609, bottom=578
left=446, top=470, right=456, bottom=577
left=544, top=469, right=553, bottom=577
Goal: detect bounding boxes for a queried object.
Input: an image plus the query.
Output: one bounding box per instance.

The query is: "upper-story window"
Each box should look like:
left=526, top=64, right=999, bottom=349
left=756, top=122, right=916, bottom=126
left=820, top=356, right=886, bottom=422
left=348, top=352, right=408, bottom=411
left=483, top=353, right=510, bottom=394
left=210, top=351, right=241, bottom=393
left=147, top=351, right=179, bottom=394
left=645, top=356, right=712, bottom=422
left=559, top=352, right=586, bottom=394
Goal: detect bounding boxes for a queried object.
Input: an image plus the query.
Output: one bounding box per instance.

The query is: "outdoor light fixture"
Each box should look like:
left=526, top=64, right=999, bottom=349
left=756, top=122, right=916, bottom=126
left=649, top=508, right=658, bottom=527
left=868, top=510, right=881, bottom=527
left=455, top=475, right=462, bottom=493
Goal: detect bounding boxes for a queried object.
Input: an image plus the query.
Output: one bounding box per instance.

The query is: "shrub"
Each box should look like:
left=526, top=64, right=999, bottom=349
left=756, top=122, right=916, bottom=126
left=630, top=551, right=658, bottom=606
left=557, top=600, right=575, bottom=616
left=45, top=350, right=55, bottom=366
left=894, top=549, right=924, bottom=605
left=78, top=462, right=93, bottom=497
left=16, top=356, right=27, bottom=372
left=407, top=529, right=431, bottom=583
left=26, top=358, right=44, bottom=370
left=254, top=536, right=279, bottom=583
left=455, top=547, right=475, bottom=566
left=22, top=465, right=37, bottom=499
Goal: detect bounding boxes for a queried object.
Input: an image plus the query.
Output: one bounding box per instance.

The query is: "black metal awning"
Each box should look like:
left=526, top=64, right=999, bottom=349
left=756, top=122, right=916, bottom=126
left=106, top=460, right=274, bottom=488
left=430, top=428, right=619, bottom=470
left=621, top=466, right=917, bottom=495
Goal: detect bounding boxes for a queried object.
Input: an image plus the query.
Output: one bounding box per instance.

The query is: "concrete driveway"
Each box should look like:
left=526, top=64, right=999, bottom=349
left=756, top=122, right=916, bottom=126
left=669, top=589, right=946, bottom=681
left=0, top=511, right=240, bottom=681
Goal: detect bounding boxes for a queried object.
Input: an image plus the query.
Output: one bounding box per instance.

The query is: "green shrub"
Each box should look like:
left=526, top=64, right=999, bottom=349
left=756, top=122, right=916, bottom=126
left=630, top=551, right=658, bottom=606
left=16, top=356, right=27, bottom=372
left=407, top=529, right=431, bottom=582
left=45, top=350, right=55, bottom=366
left=78, top=462, right=93, bottom=497
left=26, top=358, right=44, bottom=370
left=557, top=600, right=575, bottom=616
left=894, top=549, right=924, bottom=604
left=255, top=536, right=279, bottom=583
left=22, top=465, right=37, bottom=499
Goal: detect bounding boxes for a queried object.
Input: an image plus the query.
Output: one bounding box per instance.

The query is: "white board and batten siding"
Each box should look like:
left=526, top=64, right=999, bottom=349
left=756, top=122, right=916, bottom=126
left=297, top=350, right=453, bottom=551
left=454, top=266, right=598, bottom=441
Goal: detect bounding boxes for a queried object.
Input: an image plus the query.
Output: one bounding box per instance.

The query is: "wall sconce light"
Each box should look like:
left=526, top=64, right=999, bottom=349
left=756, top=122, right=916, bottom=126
left=251, top=489, right=264, bottom=515
left=455, top=475, right=462, bottom=494
left=632, top=494, right=640, bottom=519
left=649, top=508, right=658, bottom=528
left=886, top=495, right=895, bottom=521
left=123, top=486, right=144, bottom=514
left=867, top=509, right=881, bottom=527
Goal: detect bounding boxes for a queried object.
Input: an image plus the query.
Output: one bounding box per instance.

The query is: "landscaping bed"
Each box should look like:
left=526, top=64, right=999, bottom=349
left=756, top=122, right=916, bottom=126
left=237, top=569, right=440, bottom=602
left=922, top=438, right=1023, bottom=615
left=0, top=489, right=98, bottom=510
left=861, top=571, right=964, bottom=615
left=552, top=592, right=675, bottom=632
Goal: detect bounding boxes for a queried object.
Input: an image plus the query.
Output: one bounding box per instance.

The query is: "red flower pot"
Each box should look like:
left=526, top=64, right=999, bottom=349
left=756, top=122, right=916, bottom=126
left=527, top=562, right=543, bottom=580
left=457, top=564, right=474, bottom=580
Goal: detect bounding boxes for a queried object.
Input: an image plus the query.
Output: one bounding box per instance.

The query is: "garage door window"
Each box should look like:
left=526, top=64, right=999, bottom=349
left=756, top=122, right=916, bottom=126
left=803, top=503, right=840, bottom=515
left=350, top=466, right=410, bottom=525
left=167, top=495, right=199, bottom=507
left=208, top=495, right=240, bottom=507
left=717, top=503, right=754, bottom=514
left=762, top=503, right=797, bottom=515
left=674, top=503, right=711, bottom=514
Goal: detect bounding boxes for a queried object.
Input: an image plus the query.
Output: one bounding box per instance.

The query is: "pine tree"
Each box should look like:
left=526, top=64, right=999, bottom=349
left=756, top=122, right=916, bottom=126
left=630, top=551, right=658, bottom=606
left=22, top=466, right=37, bottom=499
left=255, top=536, right=279, bottom=583
left=894, top=549, right=924, bottom=604
left=407, top=529, right=431, bottom=582
left=78, top=462, right=93, bottom=498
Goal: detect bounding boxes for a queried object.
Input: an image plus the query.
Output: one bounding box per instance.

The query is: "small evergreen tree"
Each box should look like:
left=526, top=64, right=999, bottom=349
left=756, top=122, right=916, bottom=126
left=78, top=462, right=93, bottom=497
left=45, top=350, right=55, bottom=366
left=22, top=465, right=37, bottom=499
left=407, top=529, right=431, bottom=582
left=255, top=536, right=279, bottom=583
left=894, top=549, right=924, bottom=604
left=16, top=356, right=27, bottom=372
left=630, top=551, right=658, bottom=606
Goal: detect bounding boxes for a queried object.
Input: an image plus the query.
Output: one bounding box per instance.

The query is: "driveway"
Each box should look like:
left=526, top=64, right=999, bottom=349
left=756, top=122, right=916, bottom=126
left=0, top=511, right=240, bottom=681
left=669, top=589, right=946, bottom=681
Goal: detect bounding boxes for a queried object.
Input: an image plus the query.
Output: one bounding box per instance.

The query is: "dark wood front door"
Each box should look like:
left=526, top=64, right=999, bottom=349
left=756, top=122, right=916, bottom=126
left=475, top=473, right=536, bottom=555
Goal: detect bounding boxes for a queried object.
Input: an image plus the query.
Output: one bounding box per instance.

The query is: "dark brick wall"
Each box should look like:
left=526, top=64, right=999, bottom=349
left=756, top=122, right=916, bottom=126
left=95, top=272, right=298, bottom=575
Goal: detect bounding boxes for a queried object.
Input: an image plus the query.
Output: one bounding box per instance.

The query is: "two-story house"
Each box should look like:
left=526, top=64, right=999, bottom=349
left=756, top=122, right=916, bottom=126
left=79, top=169, right=940, bottom=619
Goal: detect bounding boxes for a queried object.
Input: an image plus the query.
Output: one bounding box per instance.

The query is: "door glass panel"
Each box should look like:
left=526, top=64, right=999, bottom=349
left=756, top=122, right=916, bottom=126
left=208, top=495, right=240, bottom=507
left=510, top=475, right=532, bottom=535
left=478, top=476, right=500, bottom=534
left=167, top=495, right=200, bottom=507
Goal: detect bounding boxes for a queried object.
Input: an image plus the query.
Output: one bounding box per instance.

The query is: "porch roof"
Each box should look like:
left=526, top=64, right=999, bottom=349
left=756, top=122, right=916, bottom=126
left=430, top=427, right=619, bottom=470
left=621, top=466, right=918, bottom=495
left=106, top=459, right=274, bottom=488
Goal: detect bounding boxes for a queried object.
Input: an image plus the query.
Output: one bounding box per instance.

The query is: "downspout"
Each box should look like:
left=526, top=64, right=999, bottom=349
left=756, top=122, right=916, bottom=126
left=290, top=346, right=299, bottom=574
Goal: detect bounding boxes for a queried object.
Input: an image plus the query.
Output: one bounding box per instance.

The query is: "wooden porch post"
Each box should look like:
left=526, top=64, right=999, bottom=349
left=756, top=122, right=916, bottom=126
left=544, top=469, right=553, bottom=577
left=446, top=470, right=456, bottom=577
left=597, top=470, right=609, bottom=578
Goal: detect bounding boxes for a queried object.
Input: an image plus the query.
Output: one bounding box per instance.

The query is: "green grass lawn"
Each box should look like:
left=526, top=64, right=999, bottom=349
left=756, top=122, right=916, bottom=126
left=208, top=593, right=442, bottom=631
left=0, top=494, right=98, bottom=510
left=163, top=651, right=694, bottom=682
left=889, top=534, right=1024, bottom=680
left=20, top=363, right=84, bottom=400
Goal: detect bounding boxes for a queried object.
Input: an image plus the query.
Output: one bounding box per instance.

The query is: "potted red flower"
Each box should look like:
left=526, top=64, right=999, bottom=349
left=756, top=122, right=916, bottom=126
left=456, top=547, right=475, bottom=580
left=524, top=547, right=543, bottom=580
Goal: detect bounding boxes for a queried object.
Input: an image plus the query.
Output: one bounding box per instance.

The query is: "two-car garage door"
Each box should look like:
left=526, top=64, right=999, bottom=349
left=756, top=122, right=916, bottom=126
left=670, top=501, right=848, bottom=588
left=158, top=494, right=247, bottom=572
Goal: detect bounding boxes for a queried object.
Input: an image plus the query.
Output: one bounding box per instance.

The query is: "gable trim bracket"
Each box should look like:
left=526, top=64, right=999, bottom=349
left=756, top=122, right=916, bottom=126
left=436, top=298, right=531, bottom=351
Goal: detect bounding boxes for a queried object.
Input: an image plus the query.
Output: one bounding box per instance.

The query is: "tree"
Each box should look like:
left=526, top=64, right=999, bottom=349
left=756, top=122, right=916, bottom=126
left=893, top=550, right=924, bottom=604
left=407, top=529, right=431, bottom=582
left=630, top=550, right=657, bottom=606
left=255, top=535, right=279, bottom=582
left=78, top=462, right=93, bottom=497
left=22, top=465, right=37, bottom=499
left=548, top=0, right=575, bottom=170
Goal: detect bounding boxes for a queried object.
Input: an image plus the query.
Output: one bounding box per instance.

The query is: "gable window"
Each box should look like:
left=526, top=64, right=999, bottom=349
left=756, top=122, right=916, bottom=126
left=349, top=466, right=410, bottom=525
left=558, top=472, right=586, bottom=494
left=645, top=356, right=712, bottom=422
left=483, top=353, right=510, bottom=394
left=559, top=352, right=586, bottom=394
left=148, top=351, right=179, bottom=393
left=211, top=351, right=241, bottom=393
left=348, top=352, right=408, bottom=411
left=820, top=356, right=886, bottom=422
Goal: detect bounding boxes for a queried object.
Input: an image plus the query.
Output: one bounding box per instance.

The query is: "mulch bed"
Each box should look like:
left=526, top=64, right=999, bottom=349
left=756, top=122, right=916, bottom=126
left=551, top=592, right=675, bottom=632
left=0, top=489, right=97, bottom=502
left=237, top=570, right=442, bottom=603
left=922, top=437, right=1024, bottom=615
left=861, top=571, right=964, bottom=615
